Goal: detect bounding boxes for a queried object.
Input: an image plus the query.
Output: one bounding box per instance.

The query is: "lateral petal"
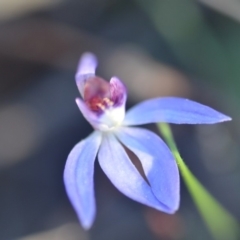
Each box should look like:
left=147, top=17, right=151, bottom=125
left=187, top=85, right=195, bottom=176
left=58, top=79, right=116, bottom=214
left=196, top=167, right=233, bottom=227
left=123, top=97, right=231, bottom=126
left=110, top=76, right=127, bottom=108
left=64, top=131, right=102, bottom=229
left=115, top=127, right=179, bottom=212
left=98, top=133, right=172, bottom=213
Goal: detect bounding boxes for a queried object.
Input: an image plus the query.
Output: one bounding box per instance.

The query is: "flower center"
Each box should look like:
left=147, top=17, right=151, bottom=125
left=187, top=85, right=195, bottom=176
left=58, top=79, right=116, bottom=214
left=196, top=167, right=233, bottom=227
left=83, top=76, right=114, bottom=112
left=87, top=97, right=114, bottom=111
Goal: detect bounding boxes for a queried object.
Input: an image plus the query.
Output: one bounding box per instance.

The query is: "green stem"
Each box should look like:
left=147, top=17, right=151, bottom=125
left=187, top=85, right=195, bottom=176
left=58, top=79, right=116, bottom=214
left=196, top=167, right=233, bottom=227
left=157, top=122, right=239, bottom=240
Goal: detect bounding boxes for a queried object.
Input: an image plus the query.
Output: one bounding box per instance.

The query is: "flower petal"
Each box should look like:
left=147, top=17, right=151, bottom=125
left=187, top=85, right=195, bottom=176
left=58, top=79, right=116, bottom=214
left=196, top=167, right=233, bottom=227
left=123, top=97, right=231, bottom=126
left=64, top=131, right=102, bottom=229
left=75, top=52, right=98, bottom=97
left=98, top=133, right=172, bottom=212
left=110, top=77, right=127, bottom=107
left=75, top=97, right=102, bottom=129
left=115, top=127, right=179, bottom=212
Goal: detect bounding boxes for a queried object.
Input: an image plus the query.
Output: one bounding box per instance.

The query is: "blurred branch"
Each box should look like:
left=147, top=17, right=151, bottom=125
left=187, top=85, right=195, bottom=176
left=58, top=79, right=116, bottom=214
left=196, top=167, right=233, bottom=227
left=18, top=223, right=88, bottom=240
left=0, top=0, right=62, bottom=21
left=199, top=0, right=240, bottom=23
left=0, top=20, right=105, bottom=70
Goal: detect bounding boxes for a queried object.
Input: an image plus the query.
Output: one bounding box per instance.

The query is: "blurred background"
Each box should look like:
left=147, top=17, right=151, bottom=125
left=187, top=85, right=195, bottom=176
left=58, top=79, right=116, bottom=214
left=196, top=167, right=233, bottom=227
left=0, top=0, right=240, bottom=239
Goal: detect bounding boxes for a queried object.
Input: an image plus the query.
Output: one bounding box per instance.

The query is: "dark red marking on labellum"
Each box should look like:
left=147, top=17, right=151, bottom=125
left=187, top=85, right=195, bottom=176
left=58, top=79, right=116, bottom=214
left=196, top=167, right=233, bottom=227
left=84, top=76, right=114, bottom=112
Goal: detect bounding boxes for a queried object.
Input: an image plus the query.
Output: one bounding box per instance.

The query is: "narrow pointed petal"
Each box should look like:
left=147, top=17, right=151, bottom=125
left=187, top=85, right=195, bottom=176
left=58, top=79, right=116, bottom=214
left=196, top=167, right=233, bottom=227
left=123, top=97, right=231, bottom=126
left=115, top=127, right=179, bottom=212
left=75, top=53, right=98, bottom=96
left=98, top=133, right=172, bottom=213
left=64, top=131, right=102, bottom=229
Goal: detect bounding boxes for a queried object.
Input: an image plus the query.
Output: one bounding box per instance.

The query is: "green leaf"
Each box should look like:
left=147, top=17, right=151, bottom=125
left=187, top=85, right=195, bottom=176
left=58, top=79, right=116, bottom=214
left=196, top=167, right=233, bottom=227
left=157, top=122, right=239, bottom=240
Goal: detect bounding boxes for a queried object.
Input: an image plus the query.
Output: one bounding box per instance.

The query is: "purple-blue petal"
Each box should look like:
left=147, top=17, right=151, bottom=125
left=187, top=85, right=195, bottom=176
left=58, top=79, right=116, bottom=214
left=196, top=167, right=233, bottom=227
left=64, top=131, right=102, bottom=229
left=115, top=127, right=179, bottom=212
left=110, top=77, right=127, bottom=107
left=123, top=97, right=231, bottom=126
left=98, top=133, right=172, bottom=213
left=75, top=98, right=105, bottom=130
left=75, top=53, right=98, bottom=97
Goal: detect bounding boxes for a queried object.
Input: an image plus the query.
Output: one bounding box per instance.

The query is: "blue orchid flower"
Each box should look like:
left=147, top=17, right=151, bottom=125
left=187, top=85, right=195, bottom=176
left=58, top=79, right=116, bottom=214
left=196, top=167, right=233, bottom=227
left=64, top=53, right=231, bottom=229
